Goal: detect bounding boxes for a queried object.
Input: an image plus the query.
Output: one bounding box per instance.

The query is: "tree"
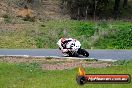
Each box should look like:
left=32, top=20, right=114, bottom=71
left=62, top=0, right=110, bottom=20
left=123, top=0, right=128, bottom=8
left=114, top=0, right=120, bottom=19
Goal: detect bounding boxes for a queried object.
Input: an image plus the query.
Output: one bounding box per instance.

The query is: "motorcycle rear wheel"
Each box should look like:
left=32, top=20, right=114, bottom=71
left=79, top=49, right=89, bottom=57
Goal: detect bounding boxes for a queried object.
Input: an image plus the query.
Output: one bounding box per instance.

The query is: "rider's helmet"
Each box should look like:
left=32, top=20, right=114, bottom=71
left=61, top=38, right=66, bottom=43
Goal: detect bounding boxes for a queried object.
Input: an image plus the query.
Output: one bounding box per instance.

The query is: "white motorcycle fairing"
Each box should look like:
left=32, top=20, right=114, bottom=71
left=66, top=40, right=81, bottom=52
left=57, top=38, right=89, bottom=57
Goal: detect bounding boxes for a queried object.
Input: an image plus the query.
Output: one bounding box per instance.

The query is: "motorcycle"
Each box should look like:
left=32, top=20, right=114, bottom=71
left=57, top=38, right=89, bottom=57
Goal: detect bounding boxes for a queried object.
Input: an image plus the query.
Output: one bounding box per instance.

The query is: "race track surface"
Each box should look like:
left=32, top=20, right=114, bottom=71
left=0, top=49, right=132, bottom=60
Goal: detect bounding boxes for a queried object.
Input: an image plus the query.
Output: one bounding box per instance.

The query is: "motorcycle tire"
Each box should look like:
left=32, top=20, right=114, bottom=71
left=80, top=49, right=89, bottom=57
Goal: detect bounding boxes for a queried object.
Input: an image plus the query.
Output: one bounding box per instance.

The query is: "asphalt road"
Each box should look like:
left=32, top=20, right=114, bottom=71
left=0, top=49, right=132, bottom=60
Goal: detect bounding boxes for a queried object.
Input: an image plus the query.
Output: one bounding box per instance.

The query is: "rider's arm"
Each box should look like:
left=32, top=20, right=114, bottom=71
left=57, top=39, right=63, bottom=50
left=63, top=40, right=72, bottom=44
left=57, top=39, right=69, bottom=53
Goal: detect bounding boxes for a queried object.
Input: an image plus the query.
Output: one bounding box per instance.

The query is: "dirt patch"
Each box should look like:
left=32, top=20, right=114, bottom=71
left=0, top=56, right=112, bottom=70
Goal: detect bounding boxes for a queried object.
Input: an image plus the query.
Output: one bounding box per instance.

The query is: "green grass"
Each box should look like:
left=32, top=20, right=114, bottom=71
left=0, top=60, right=132, bottom=88
left=0, top=20, right=132, bottom=49
left=0, top=29, right=36, bottom=48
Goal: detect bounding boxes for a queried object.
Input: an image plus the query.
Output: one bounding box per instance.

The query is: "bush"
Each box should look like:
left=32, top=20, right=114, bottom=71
left=95, top=28, right=132, bottom=49
left=3, top=14, right=12, bottom=23
left=74, top=22, right=95, bottom=37
left=23, top=15, right=35, bottom=22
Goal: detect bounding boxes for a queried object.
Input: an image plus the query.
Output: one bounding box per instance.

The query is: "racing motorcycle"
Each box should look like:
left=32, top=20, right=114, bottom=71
left=57, top=38, right=89, bottom=57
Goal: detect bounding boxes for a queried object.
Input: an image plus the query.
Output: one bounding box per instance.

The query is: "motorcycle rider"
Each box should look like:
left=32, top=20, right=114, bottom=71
left=57, top=38, right=74, bottom=53
left=57, top=38, right=89, bottom=57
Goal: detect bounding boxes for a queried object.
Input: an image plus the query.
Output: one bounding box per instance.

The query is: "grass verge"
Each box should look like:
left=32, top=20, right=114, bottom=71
left=0, top=59, right=132, bottom=88
left=0, top=20, right=132, bottom=49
